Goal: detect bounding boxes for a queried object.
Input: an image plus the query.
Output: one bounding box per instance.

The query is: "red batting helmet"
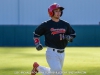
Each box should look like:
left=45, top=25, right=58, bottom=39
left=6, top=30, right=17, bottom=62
left=48, top=3, right=64, bottom=17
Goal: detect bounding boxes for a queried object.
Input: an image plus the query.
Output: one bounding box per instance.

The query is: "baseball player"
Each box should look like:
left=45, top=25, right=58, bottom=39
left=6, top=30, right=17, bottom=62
left=31, top=3, right=76, bottom=75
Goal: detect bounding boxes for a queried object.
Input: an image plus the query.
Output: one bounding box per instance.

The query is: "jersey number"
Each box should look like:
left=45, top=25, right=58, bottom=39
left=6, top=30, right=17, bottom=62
left=60, top=34, right=64, bottom=40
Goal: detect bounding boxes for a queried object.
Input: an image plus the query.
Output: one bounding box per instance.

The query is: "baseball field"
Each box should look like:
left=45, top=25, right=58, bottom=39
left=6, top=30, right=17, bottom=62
left=0, top=47, right=100, bottom=75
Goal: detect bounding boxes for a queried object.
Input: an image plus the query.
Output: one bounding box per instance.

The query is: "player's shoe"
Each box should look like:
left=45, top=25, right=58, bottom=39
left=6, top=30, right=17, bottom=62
left=31, top=62, right=39, bottom=75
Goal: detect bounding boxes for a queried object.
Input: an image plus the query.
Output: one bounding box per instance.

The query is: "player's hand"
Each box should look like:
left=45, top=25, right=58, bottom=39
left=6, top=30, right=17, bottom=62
left=65, top=35, right=73, bottom=42
left=36, top=44, right=43, bottom=51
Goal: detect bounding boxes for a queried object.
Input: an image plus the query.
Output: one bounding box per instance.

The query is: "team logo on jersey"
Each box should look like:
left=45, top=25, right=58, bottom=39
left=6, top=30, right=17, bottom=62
left=50, top=28, right=66, bottom=35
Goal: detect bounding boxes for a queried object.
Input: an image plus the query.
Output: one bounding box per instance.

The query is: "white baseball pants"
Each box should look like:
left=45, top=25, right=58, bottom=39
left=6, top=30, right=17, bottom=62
left=37, top=47, right=65, bottom=75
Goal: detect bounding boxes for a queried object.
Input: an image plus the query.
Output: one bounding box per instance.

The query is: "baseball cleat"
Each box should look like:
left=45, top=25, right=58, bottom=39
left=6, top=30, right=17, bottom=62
left=31, top=62, right=39, bottom=75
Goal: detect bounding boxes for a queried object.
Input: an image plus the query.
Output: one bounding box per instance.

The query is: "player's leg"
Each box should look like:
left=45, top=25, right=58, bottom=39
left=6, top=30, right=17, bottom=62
left=59, top=52, right=65, bottom=69
left=46, top=47, right=64, bottom=75
left=37, top=66, right=50, bottom=75
left=59, top=52, right=65, bottom=75
left=31, top=48, right=65, bottom=75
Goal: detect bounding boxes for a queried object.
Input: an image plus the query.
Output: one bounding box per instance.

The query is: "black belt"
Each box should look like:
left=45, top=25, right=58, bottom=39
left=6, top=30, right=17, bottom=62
left=53, top=49, right=64, bottom=53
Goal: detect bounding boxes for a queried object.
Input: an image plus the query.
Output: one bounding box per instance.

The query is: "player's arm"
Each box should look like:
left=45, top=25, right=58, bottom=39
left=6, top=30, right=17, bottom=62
left=33, top=23, right=46, bottom=50
left=33, top=34, right=43, bottom=51
left=65, top=23, right=76, bottom=42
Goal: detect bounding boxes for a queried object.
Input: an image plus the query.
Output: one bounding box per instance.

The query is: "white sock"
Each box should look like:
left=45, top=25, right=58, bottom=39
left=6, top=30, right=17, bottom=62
left=37, top=66, right=50, bottom=75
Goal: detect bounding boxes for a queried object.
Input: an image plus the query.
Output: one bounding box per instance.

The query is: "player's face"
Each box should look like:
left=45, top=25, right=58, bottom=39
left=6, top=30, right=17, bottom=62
left=53, top=8, right=61, bottom=19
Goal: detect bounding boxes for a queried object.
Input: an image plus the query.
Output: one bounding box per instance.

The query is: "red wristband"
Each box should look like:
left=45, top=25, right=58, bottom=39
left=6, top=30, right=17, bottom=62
left=34, top=38, right=40, bottom=44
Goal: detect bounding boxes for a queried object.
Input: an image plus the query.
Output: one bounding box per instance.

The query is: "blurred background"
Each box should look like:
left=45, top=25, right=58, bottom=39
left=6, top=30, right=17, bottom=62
left=0, top=0, right=100, bottom=47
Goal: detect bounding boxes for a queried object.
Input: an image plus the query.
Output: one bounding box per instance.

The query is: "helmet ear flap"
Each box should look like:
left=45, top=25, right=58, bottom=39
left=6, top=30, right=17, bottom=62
left=48, top=9, right=53, bottom=17
left=52, top=11, right=54, bottom=17
left=51, top=11, right=54, bottom=17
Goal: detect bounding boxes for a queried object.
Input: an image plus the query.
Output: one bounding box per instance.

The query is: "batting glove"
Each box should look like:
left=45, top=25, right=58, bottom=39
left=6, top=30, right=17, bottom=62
left=36, top=44, right=43, bottom=51
left=65, top=35, right=73, bottom=42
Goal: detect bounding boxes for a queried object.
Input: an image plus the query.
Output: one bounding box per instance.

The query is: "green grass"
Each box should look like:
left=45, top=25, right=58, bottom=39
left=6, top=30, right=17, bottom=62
left=0, top=47, right=100, bottom=75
